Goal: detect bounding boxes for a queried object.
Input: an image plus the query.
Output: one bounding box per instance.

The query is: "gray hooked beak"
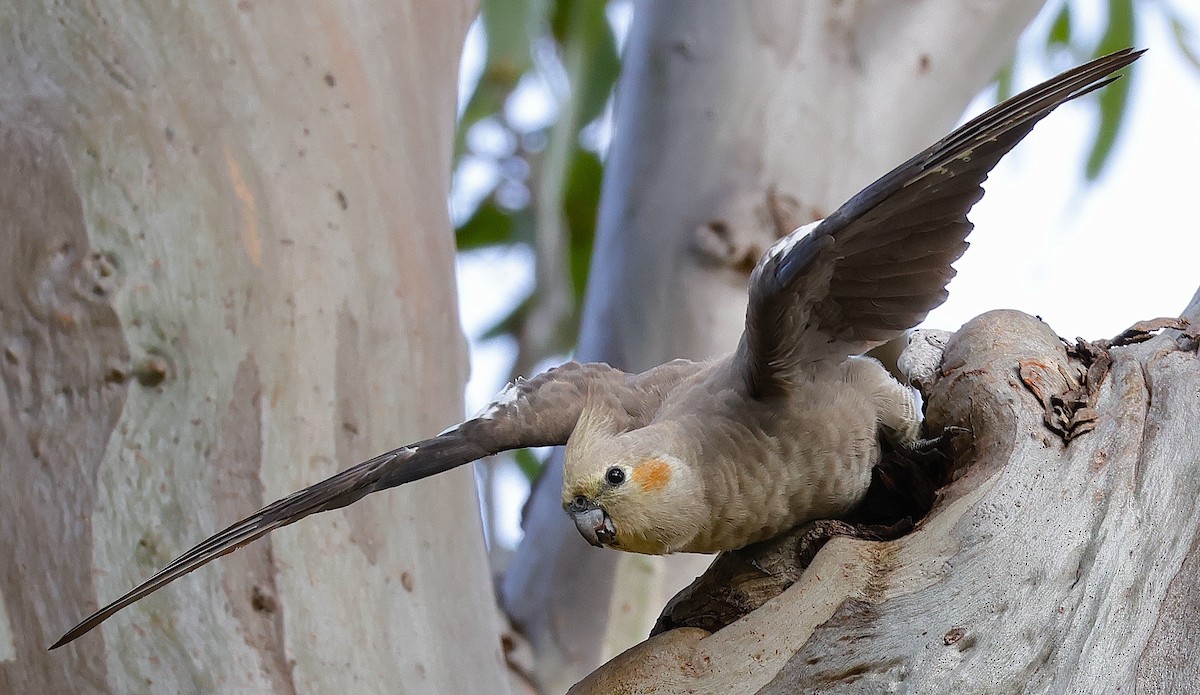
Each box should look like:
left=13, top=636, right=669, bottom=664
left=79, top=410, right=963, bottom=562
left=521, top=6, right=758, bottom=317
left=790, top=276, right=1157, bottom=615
left=566, top=496, right=616, bottom=547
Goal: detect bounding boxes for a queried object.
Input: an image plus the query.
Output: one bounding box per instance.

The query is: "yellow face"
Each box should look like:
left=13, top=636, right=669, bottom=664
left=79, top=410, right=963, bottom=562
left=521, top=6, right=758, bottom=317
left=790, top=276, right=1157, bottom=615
left=561, top=400, right=703, bottom=554
left=562, top=451, right=686, bottom=554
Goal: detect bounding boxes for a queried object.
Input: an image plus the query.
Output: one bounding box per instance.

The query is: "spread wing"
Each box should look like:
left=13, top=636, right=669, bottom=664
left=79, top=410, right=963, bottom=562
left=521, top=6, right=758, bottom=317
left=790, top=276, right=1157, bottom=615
left=738, top=48, right=1143, bottom=395
left=51, top=359, right=700, bottom=649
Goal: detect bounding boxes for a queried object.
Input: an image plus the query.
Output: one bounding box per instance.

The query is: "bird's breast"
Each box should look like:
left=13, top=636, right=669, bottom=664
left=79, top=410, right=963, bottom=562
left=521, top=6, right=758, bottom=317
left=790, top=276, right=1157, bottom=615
left=677, top=391, right=884, bottom=553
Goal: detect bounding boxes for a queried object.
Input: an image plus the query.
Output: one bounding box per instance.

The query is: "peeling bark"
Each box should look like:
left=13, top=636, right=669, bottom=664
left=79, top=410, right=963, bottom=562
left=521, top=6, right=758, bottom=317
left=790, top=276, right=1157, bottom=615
left=1, top=2, right=512, bottom=693
left=570, top=309, right=1200, bottom=693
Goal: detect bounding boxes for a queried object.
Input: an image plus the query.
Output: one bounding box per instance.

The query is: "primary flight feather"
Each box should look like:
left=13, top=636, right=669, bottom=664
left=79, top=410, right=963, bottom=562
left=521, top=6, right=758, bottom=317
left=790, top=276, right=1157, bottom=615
left=52, top=48, right=1142, bottom=649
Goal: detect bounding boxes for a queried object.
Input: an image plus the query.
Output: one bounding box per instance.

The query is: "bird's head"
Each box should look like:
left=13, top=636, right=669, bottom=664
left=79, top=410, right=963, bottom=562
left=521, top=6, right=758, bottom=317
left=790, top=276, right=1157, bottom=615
left=561, top=397, right=702, bottom=554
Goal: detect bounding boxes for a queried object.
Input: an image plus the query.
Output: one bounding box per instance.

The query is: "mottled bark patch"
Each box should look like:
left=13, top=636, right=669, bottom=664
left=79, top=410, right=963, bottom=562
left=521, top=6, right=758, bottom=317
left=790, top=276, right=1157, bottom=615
left=210, top=356, right=297, bottom=695
left=335, top=307, right=384, bottom=565
left=0, top=127, right=128, bottom=691
left=1135, top=440, right=1200, bottom=694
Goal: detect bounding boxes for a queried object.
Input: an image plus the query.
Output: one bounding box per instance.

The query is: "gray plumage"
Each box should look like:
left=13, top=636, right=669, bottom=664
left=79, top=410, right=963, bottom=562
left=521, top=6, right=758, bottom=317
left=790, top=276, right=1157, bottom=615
left=52, top=48, right=1141, bottom=649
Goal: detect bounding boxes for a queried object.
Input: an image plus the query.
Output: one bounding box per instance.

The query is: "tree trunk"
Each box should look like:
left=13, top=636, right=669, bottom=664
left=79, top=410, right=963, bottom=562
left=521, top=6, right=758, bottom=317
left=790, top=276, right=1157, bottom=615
left=503, top=1, right=1046, bottom=691
left=0, top=2, right=511, bottom=693
left=569, top=306, right=1200, bottom=693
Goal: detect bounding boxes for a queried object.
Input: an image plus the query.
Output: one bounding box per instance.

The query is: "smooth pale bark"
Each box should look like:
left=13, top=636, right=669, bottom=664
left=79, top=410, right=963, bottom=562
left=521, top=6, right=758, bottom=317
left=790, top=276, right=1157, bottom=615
left=570, top=307, right=1200, bottom=693
left=503, top=1, right=1046, bottom=691
left=0, top=2, right=512, bottom=694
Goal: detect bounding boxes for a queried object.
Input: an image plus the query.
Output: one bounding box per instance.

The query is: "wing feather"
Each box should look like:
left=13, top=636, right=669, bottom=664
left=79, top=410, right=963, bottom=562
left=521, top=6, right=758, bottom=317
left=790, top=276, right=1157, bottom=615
left=52, top=359, right=699, bottom=649
left=739, top=48, right=1142, bottom=394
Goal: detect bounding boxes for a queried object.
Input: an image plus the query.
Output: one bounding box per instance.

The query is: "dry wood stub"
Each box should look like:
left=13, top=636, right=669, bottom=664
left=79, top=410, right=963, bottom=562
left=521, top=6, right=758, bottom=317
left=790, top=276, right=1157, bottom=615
left=571, top=309, right=1200, bottom=694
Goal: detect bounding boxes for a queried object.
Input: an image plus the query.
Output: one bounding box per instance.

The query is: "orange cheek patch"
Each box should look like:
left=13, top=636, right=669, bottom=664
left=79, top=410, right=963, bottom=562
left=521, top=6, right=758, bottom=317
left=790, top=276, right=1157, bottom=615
left=633, top=458, right=672, bottom=492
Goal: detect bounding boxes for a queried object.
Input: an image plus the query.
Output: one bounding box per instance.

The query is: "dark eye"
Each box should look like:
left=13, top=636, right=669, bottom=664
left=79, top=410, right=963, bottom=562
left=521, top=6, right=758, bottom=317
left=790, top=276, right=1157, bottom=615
left=605, top=467, right=625, bottom=486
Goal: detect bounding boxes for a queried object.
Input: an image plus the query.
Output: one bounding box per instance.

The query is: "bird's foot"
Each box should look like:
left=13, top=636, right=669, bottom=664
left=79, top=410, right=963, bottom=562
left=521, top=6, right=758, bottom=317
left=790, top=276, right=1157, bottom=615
left=906, top=425, right=970, bottom=455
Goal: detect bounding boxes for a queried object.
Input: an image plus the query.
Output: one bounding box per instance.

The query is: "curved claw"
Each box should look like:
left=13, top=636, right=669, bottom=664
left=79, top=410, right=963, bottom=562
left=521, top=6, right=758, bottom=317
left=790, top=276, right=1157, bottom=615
left=908, top=425, right=972, bottom=455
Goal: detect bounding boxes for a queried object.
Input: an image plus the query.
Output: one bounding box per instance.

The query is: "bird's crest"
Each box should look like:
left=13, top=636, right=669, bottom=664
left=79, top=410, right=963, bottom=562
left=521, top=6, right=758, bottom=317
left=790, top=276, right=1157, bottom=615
left=563, top=383, right=623, bottom=492
left=574, top=382, right=621, bottom=440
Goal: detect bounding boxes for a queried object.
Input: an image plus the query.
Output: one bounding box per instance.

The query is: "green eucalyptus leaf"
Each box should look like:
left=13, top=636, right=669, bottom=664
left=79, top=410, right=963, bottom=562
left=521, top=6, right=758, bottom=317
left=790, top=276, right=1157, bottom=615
left=457, top=201, right=536, bottom=250
left=483, top=0, right=544, bottom=76
left=1048, top=3, right=1072, bottom=48
left=1085, top=0, right=1137, bottom=180
left=995, top=59, right=1015, bottom=103
left=552, top=0, right=620, bottom=128
left=514, top=448, right=544, bottom=481
left=564, top=149, right=603, bottom=300
left=1168, top=14, right=1200, bottom=73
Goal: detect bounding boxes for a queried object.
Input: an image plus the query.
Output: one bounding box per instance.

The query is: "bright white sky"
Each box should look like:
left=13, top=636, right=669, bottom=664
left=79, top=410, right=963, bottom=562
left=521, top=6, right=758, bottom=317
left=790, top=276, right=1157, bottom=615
left=454, top=2, right=1200, bottom=548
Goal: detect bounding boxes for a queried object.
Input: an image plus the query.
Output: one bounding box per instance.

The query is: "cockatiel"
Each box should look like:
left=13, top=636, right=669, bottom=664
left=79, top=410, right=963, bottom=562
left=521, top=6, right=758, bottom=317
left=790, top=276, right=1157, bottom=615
left=52, top=48, right=1142, bottom=648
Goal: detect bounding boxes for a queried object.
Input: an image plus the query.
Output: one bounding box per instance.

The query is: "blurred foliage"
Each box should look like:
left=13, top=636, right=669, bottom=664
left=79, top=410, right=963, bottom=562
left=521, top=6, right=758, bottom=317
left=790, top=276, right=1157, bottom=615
left=455, top=0, right=617, bottom=370
left=1012, top=0, right=1199, bottom=180
left=455, top=0, right=1193, bottom=482
left=1087, top=0, right=1137, bottom=179
left=455, top=0, right=620, bottom=483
